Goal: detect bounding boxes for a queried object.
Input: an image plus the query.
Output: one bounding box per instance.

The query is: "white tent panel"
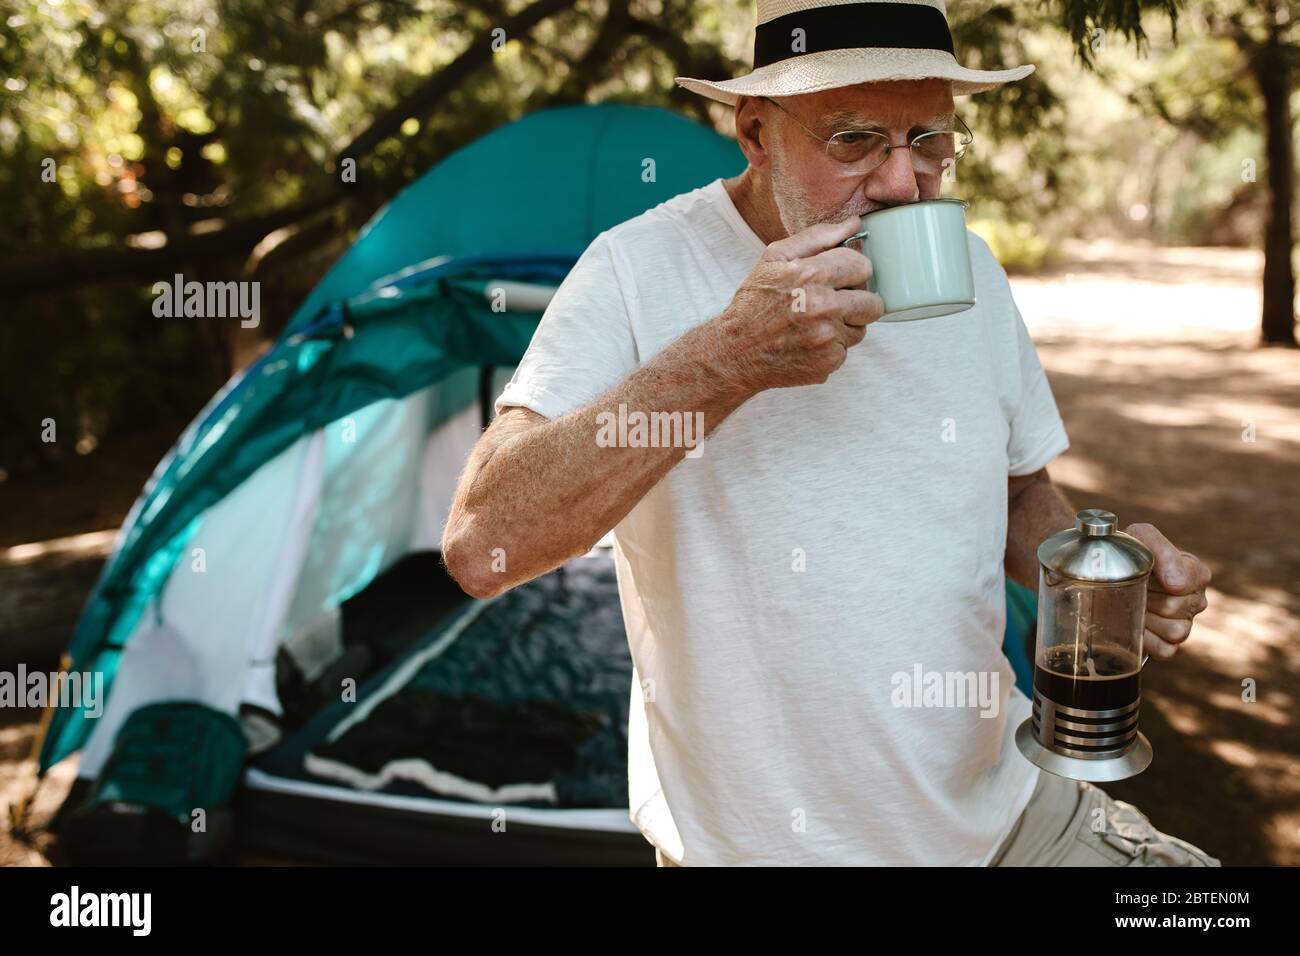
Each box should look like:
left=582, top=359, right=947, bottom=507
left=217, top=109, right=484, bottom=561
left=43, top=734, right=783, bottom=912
left=277, top=385, right=434, bottom=642
left=78, top=432, right=326, bottom=779
left=240, top=431, right=328, bottom=715
left=409, top=401, right=481, bottom=553
left=410, top=365, right=516, bottom=552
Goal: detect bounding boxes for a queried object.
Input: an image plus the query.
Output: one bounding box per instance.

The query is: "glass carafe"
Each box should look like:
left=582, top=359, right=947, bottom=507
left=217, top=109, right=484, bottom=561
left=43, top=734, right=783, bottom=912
left=1015, top=509, right=1155, bottom=781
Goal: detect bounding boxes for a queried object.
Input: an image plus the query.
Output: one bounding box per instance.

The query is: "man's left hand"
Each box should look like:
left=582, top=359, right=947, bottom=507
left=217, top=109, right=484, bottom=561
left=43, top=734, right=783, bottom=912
left=1123, top=523, right=1212, bottom=661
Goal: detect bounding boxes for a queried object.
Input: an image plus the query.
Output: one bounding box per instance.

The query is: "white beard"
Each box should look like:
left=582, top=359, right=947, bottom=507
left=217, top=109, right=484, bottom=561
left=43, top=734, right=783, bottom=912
left=769, top=147, right=862, bottom=236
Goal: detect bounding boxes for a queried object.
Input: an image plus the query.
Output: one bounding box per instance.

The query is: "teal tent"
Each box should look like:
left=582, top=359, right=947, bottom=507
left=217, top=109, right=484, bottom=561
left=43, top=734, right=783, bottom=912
left=44, top=104, right=1037, bottom=864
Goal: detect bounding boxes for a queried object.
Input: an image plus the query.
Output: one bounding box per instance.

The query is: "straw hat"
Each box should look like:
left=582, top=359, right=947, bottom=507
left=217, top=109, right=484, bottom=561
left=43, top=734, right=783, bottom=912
left=675, top=0, right=1035, bottom=105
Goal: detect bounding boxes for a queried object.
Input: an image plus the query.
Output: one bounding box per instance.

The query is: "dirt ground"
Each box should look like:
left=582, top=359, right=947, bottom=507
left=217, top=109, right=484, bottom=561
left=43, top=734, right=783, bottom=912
left=1010, top=240, right=1300, bottom=866
left=1, top=238, right=1297, bottom=866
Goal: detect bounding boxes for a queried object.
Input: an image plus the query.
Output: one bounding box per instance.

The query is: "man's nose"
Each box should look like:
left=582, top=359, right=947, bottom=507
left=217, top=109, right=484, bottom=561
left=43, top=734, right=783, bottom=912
left=867, top=146, right=922, bottom=205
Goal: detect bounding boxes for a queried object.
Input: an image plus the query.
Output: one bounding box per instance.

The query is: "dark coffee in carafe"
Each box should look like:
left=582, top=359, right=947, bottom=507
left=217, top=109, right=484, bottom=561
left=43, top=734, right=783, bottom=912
left=1033, top=642, right=1141, bottom=712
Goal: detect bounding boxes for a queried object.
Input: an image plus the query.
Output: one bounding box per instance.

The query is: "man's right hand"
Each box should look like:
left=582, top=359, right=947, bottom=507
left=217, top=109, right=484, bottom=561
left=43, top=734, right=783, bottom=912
left=711, top=215, right=884, bottom=396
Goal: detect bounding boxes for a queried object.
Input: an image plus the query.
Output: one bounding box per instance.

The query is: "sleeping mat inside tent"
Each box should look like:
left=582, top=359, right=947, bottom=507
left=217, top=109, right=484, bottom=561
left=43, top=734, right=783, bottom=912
left=255, top=552, right=632, bottom=810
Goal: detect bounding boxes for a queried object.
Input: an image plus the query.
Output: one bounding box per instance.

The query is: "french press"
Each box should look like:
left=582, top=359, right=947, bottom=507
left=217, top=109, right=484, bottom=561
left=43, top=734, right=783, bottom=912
left=1015, top=509, right=1156, bottom=782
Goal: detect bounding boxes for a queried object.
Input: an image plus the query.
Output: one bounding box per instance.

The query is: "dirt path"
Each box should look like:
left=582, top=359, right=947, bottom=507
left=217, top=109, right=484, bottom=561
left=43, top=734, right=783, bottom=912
left=2, top=239, right=1297, bottom=866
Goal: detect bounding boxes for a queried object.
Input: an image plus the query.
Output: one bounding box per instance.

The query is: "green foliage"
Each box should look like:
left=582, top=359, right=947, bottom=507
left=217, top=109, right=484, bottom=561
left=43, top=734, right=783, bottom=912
left=0, top=0, right=563, bottom=475
left=969, top=217, right=1053, bottom=272
left=1052, top=0, right=1183, bottom=68
left=948, top=2, right=1069, bottom=226
left=1, top=0, right=1287, bottom=476
left=1149, top=126, right=1263, bottom=244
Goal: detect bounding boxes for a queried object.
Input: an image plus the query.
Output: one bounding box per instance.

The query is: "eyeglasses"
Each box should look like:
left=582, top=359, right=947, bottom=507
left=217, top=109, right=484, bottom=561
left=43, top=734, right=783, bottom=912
left=761, top=96, right=973, bottom=176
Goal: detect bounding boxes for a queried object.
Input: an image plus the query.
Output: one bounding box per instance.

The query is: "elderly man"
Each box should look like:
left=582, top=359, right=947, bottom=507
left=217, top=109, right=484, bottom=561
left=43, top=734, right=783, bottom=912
left=442, top=0, right=1219, bottom=867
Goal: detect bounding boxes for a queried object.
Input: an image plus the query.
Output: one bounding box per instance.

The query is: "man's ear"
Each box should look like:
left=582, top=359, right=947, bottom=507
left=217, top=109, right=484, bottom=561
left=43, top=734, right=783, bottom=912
left=733, top=96, right=770, bottom=171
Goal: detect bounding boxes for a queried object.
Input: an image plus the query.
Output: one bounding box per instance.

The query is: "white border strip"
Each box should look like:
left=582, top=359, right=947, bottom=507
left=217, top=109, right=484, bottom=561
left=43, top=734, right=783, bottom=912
left=302, top=753, right=558, bottom=805
left=243, top=767, right=637, bottom=833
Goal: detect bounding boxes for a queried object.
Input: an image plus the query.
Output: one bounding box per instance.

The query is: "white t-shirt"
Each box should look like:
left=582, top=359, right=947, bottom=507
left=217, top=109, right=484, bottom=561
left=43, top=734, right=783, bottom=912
left=496, top=177, right=1069, bottom=866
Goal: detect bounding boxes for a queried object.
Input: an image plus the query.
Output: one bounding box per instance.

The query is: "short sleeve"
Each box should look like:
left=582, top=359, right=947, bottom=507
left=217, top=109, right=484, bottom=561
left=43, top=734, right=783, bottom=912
left=1006, top=296, right=1070, bottom=476
left=495, top=231, right=639, bottom=420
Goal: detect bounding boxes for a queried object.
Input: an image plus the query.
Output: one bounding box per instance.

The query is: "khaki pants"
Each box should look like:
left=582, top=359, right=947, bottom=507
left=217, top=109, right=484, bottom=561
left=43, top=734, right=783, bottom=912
left=654, top=770, right=1222, bottom=867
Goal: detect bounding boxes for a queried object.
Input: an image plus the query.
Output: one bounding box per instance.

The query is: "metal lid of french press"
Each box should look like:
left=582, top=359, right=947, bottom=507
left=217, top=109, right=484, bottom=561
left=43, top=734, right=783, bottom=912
left=1036, top=509, right=1155, bottom=584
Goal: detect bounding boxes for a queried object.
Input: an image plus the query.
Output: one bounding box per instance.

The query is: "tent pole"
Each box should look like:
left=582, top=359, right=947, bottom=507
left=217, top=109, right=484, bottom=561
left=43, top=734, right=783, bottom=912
left=6, top=652, right=70, bottom=836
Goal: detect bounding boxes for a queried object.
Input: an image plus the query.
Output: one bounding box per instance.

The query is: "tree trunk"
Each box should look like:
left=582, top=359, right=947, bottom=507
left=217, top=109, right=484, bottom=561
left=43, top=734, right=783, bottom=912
left=1256, top=39, right=1298, bottom=346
